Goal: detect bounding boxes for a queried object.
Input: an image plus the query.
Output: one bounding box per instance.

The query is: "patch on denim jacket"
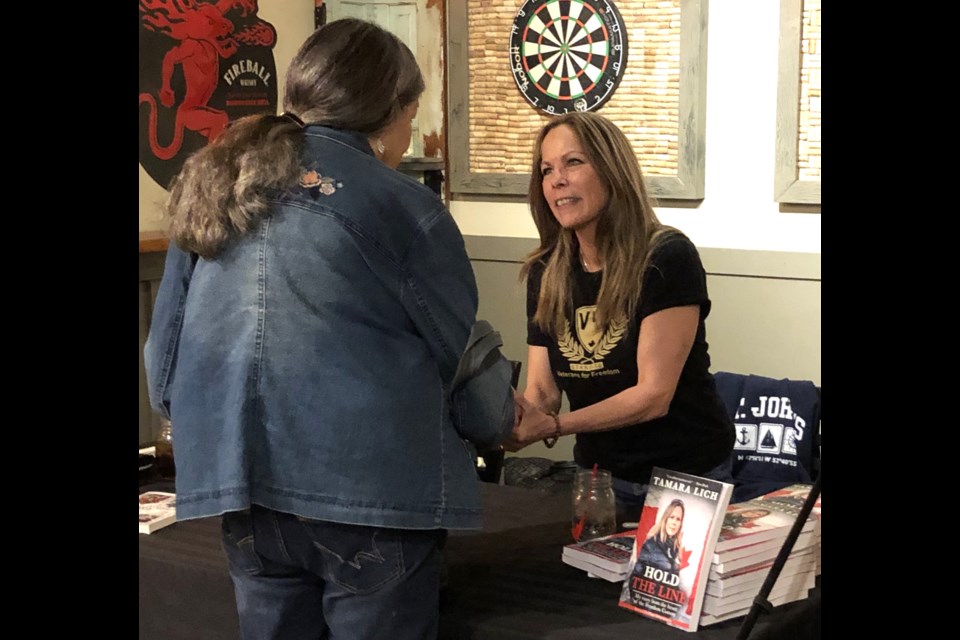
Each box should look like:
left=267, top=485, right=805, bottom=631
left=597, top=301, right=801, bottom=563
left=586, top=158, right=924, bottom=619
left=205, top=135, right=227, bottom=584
left=299, top=167, right=343, bottom=196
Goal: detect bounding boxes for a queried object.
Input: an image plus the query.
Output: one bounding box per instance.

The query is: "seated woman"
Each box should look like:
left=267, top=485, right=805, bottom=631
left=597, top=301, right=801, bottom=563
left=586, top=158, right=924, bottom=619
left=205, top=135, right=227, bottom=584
left=506, top=112, right=735, bottom=528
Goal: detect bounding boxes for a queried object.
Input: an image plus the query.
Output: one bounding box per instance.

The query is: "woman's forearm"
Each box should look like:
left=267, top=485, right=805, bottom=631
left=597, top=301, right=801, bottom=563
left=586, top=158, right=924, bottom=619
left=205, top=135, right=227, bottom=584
left=557, top=383, right=672, bottom=436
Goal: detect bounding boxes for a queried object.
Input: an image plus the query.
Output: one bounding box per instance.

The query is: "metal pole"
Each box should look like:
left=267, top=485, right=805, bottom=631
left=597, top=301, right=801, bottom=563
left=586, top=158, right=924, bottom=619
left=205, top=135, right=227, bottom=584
left=736, top=472, right=821, bottom=640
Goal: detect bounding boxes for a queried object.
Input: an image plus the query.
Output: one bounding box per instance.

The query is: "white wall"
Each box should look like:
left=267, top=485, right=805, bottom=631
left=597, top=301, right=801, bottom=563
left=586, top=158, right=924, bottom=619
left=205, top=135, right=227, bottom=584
left=449, top=0, right=821, bottom=255
left=326, top=0, right=445, bottom=159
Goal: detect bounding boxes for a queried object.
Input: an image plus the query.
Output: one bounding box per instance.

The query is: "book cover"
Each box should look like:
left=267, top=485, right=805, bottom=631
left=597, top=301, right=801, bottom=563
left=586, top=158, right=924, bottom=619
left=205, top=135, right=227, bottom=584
left=139, top=491, right=177, bottom=534
left=756, top=485, right=819, bottom=532
left=561, top=529, right=636, bottom=582
left=714, top=494, right=816, bottom=553
left=618, top=467, right=734, bottom=632
left=759, top=483, right=821, bottom=575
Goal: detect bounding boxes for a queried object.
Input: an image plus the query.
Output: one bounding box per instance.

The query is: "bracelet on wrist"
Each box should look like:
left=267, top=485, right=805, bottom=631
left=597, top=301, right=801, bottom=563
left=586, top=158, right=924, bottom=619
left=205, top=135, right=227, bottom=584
left=543, top=412, right=562, bottom=449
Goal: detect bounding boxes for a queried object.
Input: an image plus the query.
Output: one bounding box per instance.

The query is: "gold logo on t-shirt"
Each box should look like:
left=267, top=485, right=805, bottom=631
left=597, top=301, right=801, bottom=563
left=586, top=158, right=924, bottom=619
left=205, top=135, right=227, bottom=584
left=558, top=306, right=626, bottom=371
left=576, top=307, right=602, bottom=354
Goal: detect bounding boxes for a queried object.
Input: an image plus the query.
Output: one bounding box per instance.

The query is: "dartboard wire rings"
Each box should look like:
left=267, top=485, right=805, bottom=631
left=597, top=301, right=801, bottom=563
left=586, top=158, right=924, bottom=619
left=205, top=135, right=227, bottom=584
left=509, top=0, right=628, bottom=115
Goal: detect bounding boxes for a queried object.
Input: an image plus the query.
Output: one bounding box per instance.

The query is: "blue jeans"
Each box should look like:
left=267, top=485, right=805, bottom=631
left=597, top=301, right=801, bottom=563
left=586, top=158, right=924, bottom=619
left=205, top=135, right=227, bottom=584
left=609, top=456, right=735, bottom=528
left=221, top=506, right=447, bottom=640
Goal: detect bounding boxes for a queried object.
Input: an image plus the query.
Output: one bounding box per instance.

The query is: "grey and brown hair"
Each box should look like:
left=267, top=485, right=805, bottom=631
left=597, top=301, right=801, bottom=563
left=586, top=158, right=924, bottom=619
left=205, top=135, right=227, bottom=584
left=166, top=18, right=425, bottom=258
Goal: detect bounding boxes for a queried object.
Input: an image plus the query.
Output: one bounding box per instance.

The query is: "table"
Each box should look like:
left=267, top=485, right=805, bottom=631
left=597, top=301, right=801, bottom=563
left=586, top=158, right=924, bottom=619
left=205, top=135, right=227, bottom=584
left=139, top=483, right=819, bottom=639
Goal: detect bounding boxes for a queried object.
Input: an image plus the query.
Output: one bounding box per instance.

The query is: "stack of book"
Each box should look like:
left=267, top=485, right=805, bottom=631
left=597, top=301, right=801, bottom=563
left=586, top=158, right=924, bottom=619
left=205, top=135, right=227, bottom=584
left=699, top=484, right=820, bottom=626
left=562, top=528, right=636, bottom=582
left=810, top=490, right=822, bottom=576
left=139, top=491, right=178, bottom=534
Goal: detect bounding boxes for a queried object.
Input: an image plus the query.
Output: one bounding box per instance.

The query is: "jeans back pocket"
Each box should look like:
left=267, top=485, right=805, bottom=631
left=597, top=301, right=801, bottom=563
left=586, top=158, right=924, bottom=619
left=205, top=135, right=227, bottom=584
left=221, top=511, right=266, bottom=575
left=297, top=518, right=404, bottom=595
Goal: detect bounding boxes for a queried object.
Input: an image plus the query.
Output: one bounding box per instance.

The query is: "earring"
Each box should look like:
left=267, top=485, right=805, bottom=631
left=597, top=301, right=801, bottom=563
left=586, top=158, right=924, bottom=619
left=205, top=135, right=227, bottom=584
left=376, top=138, right=386, bottom=155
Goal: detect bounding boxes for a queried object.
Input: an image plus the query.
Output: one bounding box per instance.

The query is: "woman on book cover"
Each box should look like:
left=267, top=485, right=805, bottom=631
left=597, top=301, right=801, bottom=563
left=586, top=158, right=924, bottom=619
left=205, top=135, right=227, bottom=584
left=637, top=498, right=686, bottom=573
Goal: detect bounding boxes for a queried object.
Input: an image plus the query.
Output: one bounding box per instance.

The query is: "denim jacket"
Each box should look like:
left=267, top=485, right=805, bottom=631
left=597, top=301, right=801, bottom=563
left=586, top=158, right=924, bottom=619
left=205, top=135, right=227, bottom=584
left=144, top=126, right=514, bottom=530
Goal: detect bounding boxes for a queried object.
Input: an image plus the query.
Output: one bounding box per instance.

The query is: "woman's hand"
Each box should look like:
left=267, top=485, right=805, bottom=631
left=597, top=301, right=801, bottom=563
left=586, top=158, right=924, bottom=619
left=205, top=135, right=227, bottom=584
left=512, top=388, right=527, bottom=438
left=503, top=395, right=557, bottom=451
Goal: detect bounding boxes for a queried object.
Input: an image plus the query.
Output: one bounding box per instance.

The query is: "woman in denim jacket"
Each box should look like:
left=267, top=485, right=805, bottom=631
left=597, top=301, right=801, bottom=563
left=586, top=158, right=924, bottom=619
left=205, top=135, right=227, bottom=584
left=144, top=19, right=516, bottom=640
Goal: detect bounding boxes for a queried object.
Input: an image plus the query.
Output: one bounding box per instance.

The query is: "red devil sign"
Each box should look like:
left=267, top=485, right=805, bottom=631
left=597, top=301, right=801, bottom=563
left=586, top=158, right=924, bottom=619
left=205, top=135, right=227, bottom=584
left=138, top=0, right=278, bottom=189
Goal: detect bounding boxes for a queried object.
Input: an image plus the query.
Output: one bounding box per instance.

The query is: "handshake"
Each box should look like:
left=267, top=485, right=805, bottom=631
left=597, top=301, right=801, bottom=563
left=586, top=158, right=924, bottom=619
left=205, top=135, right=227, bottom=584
left=501, top=391, right=559, bottom=452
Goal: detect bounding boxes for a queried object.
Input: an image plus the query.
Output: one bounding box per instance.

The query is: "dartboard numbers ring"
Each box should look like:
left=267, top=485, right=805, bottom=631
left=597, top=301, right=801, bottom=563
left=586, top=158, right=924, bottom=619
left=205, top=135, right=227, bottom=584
left=509, top=0, right=628, bottom=115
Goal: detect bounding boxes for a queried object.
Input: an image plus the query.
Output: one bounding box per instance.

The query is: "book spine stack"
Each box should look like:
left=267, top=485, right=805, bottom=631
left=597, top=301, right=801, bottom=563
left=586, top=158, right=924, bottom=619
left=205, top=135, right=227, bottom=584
left=698, top=486, right=821, bottom=626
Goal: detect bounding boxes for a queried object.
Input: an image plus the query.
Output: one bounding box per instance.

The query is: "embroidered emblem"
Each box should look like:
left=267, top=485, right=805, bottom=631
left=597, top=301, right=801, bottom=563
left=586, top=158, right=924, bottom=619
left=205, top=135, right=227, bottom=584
left=299, top=170, right=322, bottom=188
left=298, top=168, right=343, bottom=195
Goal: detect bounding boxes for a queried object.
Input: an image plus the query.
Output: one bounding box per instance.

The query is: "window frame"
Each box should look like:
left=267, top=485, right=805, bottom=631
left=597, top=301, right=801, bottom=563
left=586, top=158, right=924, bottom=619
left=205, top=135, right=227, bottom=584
left=774, top=0, right=821, bottom=205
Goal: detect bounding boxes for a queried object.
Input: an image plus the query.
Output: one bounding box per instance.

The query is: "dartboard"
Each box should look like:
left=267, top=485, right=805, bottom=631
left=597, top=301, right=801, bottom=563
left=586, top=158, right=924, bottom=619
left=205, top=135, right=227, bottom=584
left=509, top=0, right=628, bottom=115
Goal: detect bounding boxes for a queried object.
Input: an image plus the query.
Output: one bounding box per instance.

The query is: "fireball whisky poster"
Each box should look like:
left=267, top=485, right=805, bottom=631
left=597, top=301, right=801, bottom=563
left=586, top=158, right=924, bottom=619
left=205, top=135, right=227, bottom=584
left=138, top=0, right=279, bottom=190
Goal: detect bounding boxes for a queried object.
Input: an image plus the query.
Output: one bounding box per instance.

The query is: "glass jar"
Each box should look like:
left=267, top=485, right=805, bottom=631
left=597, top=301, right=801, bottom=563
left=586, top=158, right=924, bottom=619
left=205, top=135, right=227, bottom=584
left=155, top=419, right=176, bottom=478
left=571, top=467, right=616, bottom=541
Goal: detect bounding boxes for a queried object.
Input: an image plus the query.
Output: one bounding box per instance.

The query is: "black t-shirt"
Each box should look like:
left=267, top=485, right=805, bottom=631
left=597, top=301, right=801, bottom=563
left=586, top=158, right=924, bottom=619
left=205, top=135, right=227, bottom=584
left=526, top=232, right=734, bottom=483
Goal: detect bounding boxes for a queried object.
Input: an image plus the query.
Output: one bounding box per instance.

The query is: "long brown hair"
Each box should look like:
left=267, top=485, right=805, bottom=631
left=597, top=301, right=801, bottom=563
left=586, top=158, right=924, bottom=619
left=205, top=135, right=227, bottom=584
left=166, top=18, right=425, bottom=258
left=520, top=112, right=677, bottom=336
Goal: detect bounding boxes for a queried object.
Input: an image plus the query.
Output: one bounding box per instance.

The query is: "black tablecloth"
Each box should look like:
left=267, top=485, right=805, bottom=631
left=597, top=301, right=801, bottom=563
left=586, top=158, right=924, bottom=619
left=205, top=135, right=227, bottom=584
left=139, top=483, right=819, bottom=639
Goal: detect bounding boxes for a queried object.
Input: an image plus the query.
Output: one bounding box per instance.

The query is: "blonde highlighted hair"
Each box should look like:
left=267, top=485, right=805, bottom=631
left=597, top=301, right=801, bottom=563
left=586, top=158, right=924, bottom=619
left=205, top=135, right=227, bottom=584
left=520, top=112, right=678, bottom=336
left=645, top=498, right=685, bottom=553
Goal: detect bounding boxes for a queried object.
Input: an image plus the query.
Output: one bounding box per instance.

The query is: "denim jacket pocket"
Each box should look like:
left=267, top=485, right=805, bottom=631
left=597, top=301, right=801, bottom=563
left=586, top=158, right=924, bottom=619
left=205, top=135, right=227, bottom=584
left=297, top=519, right=403, bottom=595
